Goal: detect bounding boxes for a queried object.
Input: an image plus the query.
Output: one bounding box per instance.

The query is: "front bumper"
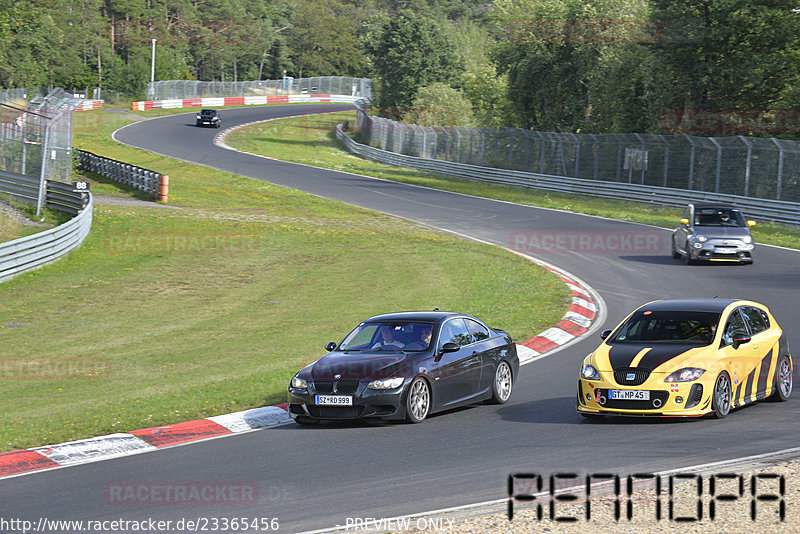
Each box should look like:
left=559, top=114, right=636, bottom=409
left=288, top=379, right=409, bottom=421
left=688, top=239, right=753, bottom=262
left=576, top=378, right=712, bottom=417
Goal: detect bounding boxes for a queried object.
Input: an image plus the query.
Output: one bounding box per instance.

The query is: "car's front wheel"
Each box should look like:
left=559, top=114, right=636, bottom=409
left=768, top=355, right=792, bottom=402
left=406, top=377, right=430, bottom=423
left=711, top=371, right=732, bottom=418
left=488, top=361, right=513, bottom=404
left=671, top=237, right=682, bottom=259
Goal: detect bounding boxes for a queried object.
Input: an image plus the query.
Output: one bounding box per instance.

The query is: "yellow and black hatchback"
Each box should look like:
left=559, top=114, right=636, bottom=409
left=577, top=299, right=792, bottom=419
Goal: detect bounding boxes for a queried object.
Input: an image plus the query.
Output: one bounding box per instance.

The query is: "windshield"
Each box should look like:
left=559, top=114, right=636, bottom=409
left=338, top=322, right=435, bottom=351
left=694, top=208, right=746, bottom=227
left=610, top=310, right=721, bottom=345
left=201, top=109, right=216, bottom=115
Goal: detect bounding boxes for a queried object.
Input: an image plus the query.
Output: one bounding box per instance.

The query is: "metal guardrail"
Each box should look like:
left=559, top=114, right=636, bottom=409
left=75, top=149, right=168, bottom=201
left=336, top=124, right=800, bottom=226
left=0, top=170, right=92, bottom=283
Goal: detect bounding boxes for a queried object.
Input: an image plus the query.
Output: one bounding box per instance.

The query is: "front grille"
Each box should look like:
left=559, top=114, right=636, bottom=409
left=306, top=405, right=364, bottom=419
left=311, top=380, right=360, bottom=394
left=334, top=380, right=360, bottom=394
left=600, top=391, right=669, bottom=410
left=313, top=380, right=333, bottom=393
left=613, top=368, right=651, bottom=386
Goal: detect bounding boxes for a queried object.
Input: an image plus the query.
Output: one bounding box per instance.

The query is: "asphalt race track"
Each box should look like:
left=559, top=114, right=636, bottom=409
left=3, top=104, right=798, bottom=532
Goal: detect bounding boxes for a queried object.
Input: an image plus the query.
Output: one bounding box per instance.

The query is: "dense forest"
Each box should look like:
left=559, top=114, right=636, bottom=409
left=1, top=0, right=799, bottom=135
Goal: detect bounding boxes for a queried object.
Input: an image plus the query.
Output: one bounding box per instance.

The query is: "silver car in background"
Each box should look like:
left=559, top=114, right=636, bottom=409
left=672, top=204, right=755, bottom=264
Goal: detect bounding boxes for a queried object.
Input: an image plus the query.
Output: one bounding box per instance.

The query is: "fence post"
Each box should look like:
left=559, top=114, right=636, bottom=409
left=659, top=135, right=670, bottom=187
left=589, top=134, right=599, bottom=180
left=738, top=136, right=752, bottom=197
left=684, top=134, right=696, bottom=190
left=709, top=137, right=722, bottom=192
left=771, top=138, right=784, bottom=200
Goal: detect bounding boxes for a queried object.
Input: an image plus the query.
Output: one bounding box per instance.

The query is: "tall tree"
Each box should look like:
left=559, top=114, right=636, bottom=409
left=367, top=9, right=461, bottom=115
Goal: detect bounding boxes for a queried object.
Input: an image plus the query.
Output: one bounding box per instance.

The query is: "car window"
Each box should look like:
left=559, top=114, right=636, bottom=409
left=740, top=306, right=769, bottom=334
left=721, top=310, right=749, bottom=347
left=465, top=318, right=490, bottom=343
left=694, top=208, right=746, bottom=227
left=610, top=310, right=719, bottom=344
left=439, top=318, right=472, bottom=347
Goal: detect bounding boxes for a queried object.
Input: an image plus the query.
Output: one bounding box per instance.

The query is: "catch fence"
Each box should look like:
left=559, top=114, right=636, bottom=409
left=355, top=106, right=800, bottom=204
left=147, top=77, right=372, bottom=101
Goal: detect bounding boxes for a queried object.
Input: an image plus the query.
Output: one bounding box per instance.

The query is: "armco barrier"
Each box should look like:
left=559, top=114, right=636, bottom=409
left=132, top=94, right=363, bottom=111
left=75, top=149, right=168, bottom=202
left=0, top=171, right=93, bottom=283
left=336, top=124, right=800, bottom=226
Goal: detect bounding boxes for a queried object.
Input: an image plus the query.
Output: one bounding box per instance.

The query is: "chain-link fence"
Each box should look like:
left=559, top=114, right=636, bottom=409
left=0, top=88, right=83, bottom=212
left=147, top=77, right=372, bottom=101
left=356, top=106, right=800, bottom=203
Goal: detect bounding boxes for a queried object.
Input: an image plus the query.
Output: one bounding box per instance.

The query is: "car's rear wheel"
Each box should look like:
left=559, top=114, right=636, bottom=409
left=711, top=371, right=732, bottom=418
left=406, top=377, right=430, bottom=423
left=768, top=355, right=792, bottom=402
left=489, top=361, right=513, bottom=404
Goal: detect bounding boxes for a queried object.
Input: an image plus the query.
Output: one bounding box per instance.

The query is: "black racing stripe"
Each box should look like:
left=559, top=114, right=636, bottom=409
left=756, top=348, right=776, bottom=397
left=743, top=366, right=756, bottom=401
left=733, top=380, right=743, bottom=406
left=607, top=344, right=694, bottom=370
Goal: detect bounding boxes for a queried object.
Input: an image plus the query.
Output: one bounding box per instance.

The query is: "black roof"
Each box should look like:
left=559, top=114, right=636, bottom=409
left=363, top=311, right=466, bottom=323
left=692, top=203, right=740, bottom=211
left=637, top=298, right=739, bottom=313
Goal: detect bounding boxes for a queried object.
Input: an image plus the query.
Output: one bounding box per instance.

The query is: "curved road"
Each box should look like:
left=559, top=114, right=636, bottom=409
left=2, top=104, right=798, bottom=532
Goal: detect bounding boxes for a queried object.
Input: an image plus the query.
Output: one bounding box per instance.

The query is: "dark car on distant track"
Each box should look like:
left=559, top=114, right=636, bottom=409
left=672, top=203, right=756, bottom=264
left=287, top=311, right=519, bottom=424
left=195, top=109, right=220, bottom=128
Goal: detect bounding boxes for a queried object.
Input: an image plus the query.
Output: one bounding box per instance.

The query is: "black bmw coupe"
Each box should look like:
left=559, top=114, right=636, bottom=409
left=288, top=311, right=519, bottom=424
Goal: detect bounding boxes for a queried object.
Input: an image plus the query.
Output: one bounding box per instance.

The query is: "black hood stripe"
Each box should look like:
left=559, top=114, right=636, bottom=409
left=608, top=344, right=695, bottom=370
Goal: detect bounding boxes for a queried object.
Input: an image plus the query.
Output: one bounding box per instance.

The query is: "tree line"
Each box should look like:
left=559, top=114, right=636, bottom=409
left=1, top=0, right=798, bottom=136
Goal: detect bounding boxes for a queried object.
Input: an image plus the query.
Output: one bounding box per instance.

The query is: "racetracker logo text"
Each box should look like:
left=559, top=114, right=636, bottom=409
left=104, top=482, right=258, bottom=505
left=510, top=231, right=667, bottom=255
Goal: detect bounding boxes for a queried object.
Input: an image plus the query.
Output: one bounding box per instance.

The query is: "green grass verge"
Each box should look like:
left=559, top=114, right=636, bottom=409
left=226, top=111, right=800, bottom=250
left=0, top=107, right=570, bottom=451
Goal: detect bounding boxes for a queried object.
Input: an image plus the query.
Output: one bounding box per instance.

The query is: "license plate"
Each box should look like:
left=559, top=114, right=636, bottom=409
left=609, top=390, right=650, bottom=400
left=714, top=247, right=736, bottom=254
left=315, top=395, right=353, bottom=406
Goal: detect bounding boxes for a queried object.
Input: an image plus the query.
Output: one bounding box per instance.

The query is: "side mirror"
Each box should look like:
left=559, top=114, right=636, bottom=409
left=732, top=335, right=751, bottom=349
left=324, top=341, right=337, bottom=352
left=600, top=329, right=612, bottom=340
left=680, top=218, right=690, bottom=225
left=438, top=342, right=460, bottom=355
left=747, top=220, right=756, bottom=227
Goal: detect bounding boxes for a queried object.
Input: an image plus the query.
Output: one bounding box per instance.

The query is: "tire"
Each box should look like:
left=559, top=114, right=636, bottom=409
left=406, top=377, right=431, bottom=423
left=488, top=361, right=513, bottom=404
left=671, top=238, right=682, bottom=259
left=711, top=371, right=732, bottom=418
left=768, top=355, right=792, bottom=402
left=294, top=416, right=320, bottom=426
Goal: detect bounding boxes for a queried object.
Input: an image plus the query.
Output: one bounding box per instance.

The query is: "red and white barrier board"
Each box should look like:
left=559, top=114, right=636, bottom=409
left=132, top=94, right=360, bottom=111
left=75, top=100, right=104, bottom=111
